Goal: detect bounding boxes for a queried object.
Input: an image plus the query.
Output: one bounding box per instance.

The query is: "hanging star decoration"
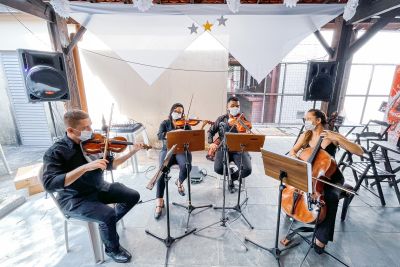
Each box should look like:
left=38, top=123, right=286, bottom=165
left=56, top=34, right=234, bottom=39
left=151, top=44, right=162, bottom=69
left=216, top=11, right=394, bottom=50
left=188, top=23, right=198, bottom=34
left=217, top=15, right=228, bottom=26
left=203, top=21, right=213, bottom=32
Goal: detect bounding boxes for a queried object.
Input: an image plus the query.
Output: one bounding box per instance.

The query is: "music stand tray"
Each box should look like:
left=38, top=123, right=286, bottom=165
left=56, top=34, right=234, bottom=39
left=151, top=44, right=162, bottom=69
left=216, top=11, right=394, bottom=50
left=225, top=133, right=265, bottom=153
left=167, top=130, right=213, bottom=232
left=245, top=149, right=312, bottom=266
left=167, top=129, right=205, bottom=153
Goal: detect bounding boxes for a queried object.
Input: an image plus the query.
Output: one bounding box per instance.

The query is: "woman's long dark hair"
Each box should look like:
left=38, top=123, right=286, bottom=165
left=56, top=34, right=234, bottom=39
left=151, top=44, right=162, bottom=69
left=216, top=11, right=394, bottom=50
left=169, top=103, right=184, bottom=121
left=302, top=108, right=327, bottom=149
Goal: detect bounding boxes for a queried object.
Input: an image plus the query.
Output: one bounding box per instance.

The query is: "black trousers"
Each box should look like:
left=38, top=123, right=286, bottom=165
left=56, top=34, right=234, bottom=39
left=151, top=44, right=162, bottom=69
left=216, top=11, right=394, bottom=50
left=214, top=150, right=252, bottom=180
left=64, top=182, right=140, bottom=252
left=315, top=172, right=344, bottom=244
left=156, top=149, right=192, bottom=198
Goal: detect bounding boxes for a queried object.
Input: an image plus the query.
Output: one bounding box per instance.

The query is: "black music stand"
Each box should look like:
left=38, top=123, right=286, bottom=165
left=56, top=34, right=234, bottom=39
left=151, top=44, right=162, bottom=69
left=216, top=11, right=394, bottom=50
left=167, top=130, right=213, bottom=232
left=194, top=126, right=249, bottom=250
left=245, top=149, right=312, bottom=266
left=145, top=144, right=196, bottom=266
left=213, top=133, right=265, bottom=229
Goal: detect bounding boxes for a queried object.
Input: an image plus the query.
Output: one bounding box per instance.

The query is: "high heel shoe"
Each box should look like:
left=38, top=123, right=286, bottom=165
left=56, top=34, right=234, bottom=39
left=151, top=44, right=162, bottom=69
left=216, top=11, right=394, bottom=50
left=175, top=180, right=185, bottom=196
left=313, top=242, right=325, bottom=255
left=154, top=203, right=165, bottom=220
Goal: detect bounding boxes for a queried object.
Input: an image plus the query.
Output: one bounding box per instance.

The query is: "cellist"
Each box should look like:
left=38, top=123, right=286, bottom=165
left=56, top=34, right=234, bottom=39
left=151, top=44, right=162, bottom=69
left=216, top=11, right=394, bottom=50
left=289, top=109, right=363, bottom=253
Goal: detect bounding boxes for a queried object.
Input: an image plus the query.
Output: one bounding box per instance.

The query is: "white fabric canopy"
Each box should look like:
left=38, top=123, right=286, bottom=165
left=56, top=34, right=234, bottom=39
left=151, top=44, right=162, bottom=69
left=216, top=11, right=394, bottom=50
left=71, top=4, right=344, bottom=85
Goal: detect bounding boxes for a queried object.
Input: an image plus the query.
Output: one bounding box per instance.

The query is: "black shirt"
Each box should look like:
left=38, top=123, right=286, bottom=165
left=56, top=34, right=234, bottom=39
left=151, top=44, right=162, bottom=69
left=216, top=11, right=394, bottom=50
left=207, top=114, right=240, bottom=144
left=42, top=134, right=113, bottom=210
left=157, top=119, right=191, bottom=150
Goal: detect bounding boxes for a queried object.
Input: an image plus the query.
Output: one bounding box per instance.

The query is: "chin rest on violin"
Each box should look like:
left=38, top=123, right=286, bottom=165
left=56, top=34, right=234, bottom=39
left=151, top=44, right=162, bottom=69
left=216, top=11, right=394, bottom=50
left=82, top=133, right=152, bottom=154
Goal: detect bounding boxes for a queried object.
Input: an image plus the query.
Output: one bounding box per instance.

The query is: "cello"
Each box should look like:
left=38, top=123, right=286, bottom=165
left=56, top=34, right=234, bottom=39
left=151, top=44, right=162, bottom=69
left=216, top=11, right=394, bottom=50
left=281, top=137, right=336, bottom=224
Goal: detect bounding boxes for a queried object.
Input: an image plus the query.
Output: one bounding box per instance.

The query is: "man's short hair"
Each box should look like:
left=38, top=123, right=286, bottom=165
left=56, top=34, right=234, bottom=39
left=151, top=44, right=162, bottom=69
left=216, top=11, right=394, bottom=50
left=227, top=96, right=239, bottom=104
left=64, top=109, right=89, bottom=128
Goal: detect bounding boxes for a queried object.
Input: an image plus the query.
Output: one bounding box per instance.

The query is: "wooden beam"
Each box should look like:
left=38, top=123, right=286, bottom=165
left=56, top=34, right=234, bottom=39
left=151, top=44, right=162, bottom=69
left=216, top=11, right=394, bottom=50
left=348, top=0, right=400, bottom=24
left=64, top=26, right=87, bottom=55
left=0, top=0, right=52, bottom=22
left=314, top=30, right=335, bottom=58
left=70, top=25, right=88, bottom=113
left=47, top=11, right=82, bottom=111
left=348, top=8, right=399, bottom=56
left=326, top=17, right=356, bottom=115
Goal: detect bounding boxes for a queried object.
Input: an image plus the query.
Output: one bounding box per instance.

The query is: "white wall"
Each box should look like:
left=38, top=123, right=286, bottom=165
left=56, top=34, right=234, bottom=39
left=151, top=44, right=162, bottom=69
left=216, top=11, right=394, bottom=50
left=0, top=14, right=51, bottom=51
left=78, top=32, right=228, bottom=144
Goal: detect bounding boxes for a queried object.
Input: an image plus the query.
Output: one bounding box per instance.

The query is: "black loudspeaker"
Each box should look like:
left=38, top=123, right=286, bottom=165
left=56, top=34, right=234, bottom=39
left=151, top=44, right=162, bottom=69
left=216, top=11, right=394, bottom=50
left=17, top=49, right=70, bottom=102
left=303, top=61, right=338, bottom=102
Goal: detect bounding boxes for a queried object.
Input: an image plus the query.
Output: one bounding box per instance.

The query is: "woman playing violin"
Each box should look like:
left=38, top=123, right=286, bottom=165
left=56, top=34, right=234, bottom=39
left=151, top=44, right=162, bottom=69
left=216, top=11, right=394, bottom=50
left=155, top=103, right=208, bottom=219
left=289, top=109, right=363, bottom=253
left=208, top=96, right=253, bottom=193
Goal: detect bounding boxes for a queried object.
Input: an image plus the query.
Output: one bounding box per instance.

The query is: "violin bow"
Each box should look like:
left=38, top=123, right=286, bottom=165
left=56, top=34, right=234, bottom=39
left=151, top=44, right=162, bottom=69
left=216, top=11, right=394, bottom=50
left=184, top=94, right=194, bottom=128
left=103, top=103, right=114, bottom=160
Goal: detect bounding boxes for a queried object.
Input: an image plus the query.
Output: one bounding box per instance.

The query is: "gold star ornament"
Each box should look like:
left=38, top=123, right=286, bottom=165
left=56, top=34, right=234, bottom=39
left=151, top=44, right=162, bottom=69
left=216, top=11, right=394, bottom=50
left=203, top=21, right=213, bottom=32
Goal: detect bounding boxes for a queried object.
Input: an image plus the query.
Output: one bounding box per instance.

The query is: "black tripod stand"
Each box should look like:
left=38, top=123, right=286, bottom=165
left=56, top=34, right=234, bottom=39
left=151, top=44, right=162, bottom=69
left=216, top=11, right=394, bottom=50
left=145, top=165, right=196, bottom=266
left=214, top=144, right=253, bottom=229
left=245, top=171, right=299, bottom=266
left=194, top=125, right=248, bottom=250
left=173, top=143, right=213, bottom=232
left=296, top=199, right=350, bottom=267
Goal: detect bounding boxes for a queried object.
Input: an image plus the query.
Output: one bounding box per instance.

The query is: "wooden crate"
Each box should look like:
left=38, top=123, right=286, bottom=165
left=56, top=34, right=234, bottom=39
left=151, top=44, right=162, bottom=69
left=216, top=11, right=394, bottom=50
left=14, top=163, right=44, bottom=196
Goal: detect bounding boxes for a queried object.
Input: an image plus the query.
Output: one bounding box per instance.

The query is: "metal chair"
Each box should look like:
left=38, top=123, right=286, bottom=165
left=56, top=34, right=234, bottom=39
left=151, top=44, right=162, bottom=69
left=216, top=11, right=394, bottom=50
left=38, top=166, right=105, bottom=264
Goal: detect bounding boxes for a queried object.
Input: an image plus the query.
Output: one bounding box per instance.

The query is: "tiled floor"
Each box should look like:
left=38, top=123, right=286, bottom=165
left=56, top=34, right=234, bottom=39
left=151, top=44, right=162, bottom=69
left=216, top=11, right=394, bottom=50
left=0, top=137, right=399, bottom=267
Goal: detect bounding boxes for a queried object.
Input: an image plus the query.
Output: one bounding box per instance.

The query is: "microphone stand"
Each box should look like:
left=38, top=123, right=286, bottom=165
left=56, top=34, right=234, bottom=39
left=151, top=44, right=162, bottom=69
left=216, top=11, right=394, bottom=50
left=194, top=122, right=248, bottom=250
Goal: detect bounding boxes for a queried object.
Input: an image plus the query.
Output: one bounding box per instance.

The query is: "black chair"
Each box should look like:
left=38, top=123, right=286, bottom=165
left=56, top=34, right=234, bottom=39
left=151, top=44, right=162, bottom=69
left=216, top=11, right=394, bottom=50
left=337, top=146, right=400, bottom=215
left=354, top=120, right=391, bottom=150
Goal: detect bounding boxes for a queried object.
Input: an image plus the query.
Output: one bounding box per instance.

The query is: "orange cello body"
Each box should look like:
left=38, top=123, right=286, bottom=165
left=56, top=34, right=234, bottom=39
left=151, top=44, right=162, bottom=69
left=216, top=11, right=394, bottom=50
left=281, top=144, right=337, bottom=224
left=82, top=133, right=151, bottom=154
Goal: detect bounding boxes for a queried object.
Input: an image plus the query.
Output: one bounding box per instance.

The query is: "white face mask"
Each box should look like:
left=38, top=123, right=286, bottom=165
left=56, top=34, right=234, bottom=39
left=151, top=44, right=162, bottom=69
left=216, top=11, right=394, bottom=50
left=304, top=120, right=316, bottom=131
left=171, top=112, right=182, bottom=120
left=79, top=130, right=93, bottom=142
left=229, top=107, right=240, bottom=117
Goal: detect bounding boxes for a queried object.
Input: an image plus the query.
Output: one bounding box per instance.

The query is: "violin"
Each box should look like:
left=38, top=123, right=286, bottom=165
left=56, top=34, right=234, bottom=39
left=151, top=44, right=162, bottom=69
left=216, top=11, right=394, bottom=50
left=228, top=113, right=253, bottom=133
left=175, top=117, right=213, bottom=128
left=82, top=133, right=152, bottom=154
left=281, top=137, right=336, bottom=225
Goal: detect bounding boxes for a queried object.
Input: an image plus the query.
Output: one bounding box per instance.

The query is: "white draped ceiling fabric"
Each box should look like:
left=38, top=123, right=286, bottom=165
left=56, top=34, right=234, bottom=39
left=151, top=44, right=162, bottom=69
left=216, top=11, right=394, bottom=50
left=70, top=3, right=344, bottom=85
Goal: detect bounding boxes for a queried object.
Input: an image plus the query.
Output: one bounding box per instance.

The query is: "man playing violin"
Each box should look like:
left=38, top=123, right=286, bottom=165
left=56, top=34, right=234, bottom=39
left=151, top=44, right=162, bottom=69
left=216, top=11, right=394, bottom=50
left=208, top=96, right=253, bottom=193
left=42, top=110, right=143, bottom=263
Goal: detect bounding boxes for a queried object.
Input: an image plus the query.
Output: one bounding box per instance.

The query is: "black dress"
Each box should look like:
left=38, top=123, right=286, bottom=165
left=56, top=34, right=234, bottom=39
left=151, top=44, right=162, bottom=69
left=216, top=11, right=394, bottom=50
left=315, top=142, right=344, bottom=244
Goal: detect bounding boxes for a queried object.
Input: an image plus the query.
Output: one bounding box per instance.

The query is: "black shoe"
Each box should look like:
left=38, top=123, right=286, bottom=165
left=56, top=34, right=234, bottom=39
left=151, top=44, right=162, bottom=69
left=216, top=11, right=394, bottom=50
left=154, top=204, right=164, bottom=220
left=175, top=180, right=185, bottom=196
left=105, top=247, right=132, bottom=263
left=118, top=245, right=132, bottom=258
left=228, top=180, right=237, bottom=193
left=313, top=243, right=325, bottom=255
